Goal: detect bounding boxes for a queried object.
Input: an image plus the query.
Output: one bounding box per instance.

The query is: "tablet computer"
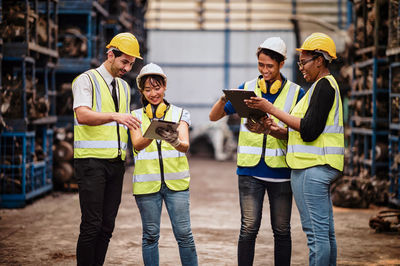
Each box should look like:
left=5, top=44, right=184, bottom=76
left=223, top=89, right=267, bottom=119
left=143, top=119, right=179, bottom=140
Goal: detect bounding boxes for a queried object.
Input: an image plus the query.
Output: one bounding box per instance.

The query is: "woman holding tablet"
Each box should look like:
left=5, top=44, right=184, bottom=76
left=130, top=63, right=198, bottom=266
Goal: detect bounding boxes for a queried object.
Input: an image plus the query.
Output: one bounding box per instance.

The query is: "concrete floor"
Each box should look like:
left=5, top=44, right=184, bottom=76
left=0, top=157, right=399, bottom=265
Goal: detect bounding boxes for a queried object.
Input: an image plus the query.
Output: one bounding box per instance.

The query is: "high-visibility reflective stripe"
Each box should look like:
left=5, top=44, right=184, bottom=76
left=289, top=124, right=343, bottom=134
left=238, top=145, right=262, bottom=154
left=238, top=145, right=286, bottom=156
left=74, top=119, right=128, bottom=131
left=86, top=71, right=102, bottom=112
left=119, top=79, right=130, bottom=113
left=74, top=118, right=116, bottom=127
left=323, top=125, right=343, bottom=134
left=75, top=140, right=127, bottom=150
left=287, top=144, right=344, bottom=155
left=282, top=83, right=298, bottom=113
left=278, top=83, right=299, bottom=127
left=134, top=170, right=190, bottom=182
left=265, top=148, right=286, bottom=156
left=135, top=149, right=184, bottom=161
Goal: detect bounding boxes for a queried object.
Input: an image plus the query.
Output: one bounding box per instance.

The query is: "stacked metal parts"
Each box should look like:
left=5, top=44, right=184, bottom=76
left=331, top=0, right=400, bottom=210
left=0, top=0, right=147, bottom=207
left=0, top=0, right=58, bottom=208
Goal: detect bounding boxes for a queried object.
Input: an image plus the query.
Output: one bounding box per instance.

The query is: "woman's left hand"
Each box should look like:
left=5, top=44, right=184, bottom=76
left=244, top=97, right=273, bottom=113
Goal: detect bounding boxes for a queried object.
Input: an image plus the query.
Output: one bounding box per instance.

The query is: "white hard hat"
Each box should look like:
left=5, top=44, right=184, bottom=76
left=136, top=63, right=167, bottom=90
left=259, top=37, right=287, bottom=59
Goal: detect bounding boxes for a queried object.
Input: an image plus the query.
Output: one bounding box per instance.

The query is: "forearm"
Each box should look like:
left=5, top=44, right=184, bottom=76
left=75, top=107, right=117, bottom=126
left=209, top=97, right=227, bottom=121
left=132, top=136, right=153, bottom=151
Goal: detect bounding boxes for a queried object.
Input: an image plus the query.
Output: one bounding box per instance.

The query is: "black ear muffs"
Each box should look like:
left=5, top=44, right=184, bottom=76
left=258, top=77, right=281, bottom=95
left=145, top=102, right=168, bottom=119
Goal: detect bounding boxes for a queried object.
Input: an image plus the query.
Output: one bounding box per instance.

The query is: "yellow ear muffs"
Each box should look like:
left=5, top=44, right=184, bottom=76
left=154, top=102, right=167, bottom=118
left=145, top=104, right=153, bottom=119
left=269, top=79, right=281, bottom=94
left=257, top=78, right=281, bottom=95
left=258, top=78, right=267, bottom=94
left=145, top=102, right=168, bottom=119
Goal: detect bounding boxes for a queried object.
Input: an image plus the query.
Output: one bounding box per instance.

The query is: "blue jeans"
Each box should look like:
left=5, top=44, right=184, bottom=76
left=135, top=183, right=198, bottom=266
left=238, top=175, right=292, bottom=266
left=291, top=165, right=339, bottom=266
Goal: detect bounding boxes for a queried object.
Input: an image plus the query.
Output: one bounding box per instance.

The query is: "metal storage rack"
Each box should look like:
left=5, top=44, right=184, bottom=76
left=0, top=131, right=53, bottom=208
left=388, top=63, right=400, bottom=205
left=55, top=0, right=109, bottom=123
left=387, top=0, right=400, bottom=206
left=348, top=57, right=389, bottom=177
left=0, top=0, right=58, bottom=207
left=347, top=0, right=389, bottom=178
left=57, top=0, right=109, bottom=73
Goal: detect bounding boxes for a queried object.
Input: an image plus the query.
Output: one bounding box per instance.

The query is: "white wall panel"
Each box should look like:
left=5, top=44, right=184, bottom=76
left=147, top=31, right=225, bottom=64
left=162, top=67, right=224, bottom=104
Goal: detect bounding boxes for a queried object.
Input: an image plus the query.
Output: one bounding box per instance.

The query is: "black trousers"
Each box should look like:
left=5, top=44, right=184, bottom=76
left=75, top=158, right=125, bottom=266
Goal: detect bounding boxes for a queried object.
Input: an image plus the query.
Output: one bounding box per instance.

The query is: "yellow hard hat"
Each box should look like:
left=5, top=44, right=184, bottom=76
left=106, top=32, right=142, bottom=59
left=296, top=32, right=337, bottom=59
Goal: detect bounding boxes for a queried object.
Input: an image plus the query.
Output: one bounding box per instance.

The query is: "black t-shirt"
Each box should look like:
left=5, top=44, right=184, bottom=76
left=300, top=78, right=335, bottom=142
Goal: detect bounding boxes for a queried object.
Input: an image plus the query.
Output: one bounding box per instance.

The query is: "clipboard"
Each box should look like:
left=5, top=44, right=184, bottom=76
left=143, top=119, right=179, bottom=140
left=223, top=89, right=267, bottom=119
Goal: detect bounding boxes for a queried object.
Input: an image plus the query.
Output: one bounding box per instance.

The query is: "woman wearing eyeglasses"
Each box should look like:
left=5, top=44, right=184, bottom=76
left=245, top=32, right=344, bottom=266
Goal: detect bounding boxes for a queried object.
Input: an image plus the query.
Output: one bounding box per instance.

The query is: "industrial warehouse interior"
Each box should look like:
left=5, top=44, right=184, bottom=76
left=0, top=0, right=400, bottom=265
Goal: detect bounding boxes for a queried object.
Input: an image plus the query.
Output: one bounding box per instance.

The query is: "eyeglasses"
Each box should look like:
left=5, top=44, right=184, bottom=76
left=297, top=55, right=320, bottom=68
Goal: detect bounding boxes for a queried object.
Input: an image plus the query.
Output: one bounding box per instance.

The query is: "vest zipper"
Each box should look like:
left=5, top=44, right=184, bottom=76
left=156, top=140, right=165, bottom=183
left=116, top=123, right=121, bottom=157
left=261, top=134, right=267, bottom=159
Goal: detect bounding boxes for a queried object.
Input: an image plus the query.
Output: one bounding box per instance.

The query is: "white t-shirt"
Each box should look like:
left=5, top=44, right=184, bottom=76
left=180, top=109, right=191, bottom=126
left=72, top=64, right=117, bottom=110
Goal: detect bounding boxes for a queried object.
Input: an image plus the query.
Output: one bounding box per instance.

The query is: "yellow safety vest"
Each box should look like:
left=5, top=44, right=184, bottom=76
left=73, top=69, right=131, bottom=160
left=286, top=75, right=344, bottom=171
left=132, top=105, right=190, bottom=195
left=237, top=78, right=301, bottom=168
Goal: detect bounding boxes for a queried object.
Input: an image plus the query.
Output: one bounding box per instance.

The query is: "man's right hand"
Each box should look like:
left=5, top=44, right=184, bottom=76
left=113, top=113, right=141, bottom=130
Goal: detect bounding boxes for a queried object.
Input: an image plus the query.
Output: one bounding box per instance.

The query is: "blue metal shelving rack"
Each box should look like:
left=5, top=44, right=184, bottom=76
left=386, top=0, right=400, bottom=207
left=348, top=57, right=389, bottom=177
left=347, top=0, right=390, bottom=180
left=57, top=0, right=109, bottom=73
left=388, top=62, right=400, bottom=206
left=0, top=131, right=52, bottom=208
left=0, top=0, right=58, bottom=207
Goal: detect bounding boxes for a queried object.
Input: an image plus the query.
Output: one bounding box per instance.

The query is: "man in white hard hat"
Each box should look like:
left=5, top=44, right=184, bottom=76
left=72, top=32, right=142, bottom=265
left=209, top=37, right=305, bottom=266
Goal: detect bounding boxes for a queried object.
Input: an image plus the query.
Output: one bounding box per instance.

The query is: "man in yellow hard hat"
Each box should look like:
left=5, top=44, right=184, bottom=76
left=72, top=32, right=142, bottom=265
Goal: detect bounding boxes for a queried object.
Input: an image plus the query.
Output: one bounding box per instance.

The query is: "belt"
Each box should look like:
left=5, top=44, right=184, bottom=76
left=107, top=156, right=122, bottom=163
